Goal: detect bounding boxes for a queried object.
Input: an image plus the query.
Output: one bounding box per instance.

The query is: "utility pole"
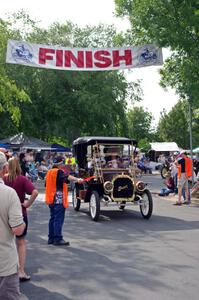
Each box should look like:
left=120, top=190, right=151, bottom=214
left=188, top=99, right=194, bottom=184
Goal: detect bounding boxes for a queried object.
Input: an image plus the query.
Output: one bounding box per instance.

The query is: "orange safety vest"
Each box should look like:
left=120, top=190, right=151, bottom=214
left=178, top=157, right=192, bottom=179
left=45, top=168, right=68, bottom=208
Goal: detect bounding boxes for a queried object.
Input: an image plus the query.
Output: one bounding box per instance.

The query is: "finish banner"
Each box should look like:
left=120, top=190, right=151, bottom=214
left=6, top=39, right=163, bottom=71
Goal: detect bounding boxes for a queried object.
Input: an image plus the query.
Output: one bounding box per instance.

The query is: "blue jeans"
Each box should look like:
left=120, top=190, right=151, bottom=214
left=48, top=204, right=66, bottom=242
left=159, top=188, right=174, bottom=196
left=173, top=174, right=178, bottom=193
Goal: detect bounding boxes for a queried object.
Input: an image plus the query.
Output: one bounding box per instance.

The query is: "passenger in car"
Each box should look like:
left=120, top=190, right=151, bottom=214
left=87, top=147, right=106, bottom=170
left=105, top=147, right=123, bottom=168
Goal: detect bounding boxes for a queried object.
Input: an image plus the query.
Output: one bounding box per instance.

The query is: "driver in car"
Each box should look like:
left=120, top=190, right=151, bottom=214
left=105, top=147, right=123, bottom=168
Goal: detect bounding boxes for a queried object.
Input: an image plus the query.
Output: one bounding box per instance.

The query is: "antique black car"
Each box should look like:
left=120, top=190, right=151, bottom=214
left=72, top=136, right=153, bottom=221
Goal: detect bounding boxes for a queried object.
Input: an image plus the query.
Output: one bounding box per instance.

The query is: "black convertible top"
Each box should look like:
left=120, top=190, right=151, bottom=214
left=73, top=136, right=137, bottom=146
left=73, top=136, right=137, bottom=169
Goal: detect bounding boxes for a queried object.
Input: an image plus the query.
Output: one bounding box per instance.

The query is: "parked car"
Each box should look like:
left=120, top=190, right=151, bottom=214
left=72, top=136, right=153, bottom=221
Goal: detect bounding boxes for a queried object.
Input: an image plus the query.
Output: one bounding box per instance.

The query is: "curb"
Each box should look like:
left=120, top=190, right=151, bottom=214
left=20, top=293, right=29, bottom=300
left=152, top=192, right=199, bottom=204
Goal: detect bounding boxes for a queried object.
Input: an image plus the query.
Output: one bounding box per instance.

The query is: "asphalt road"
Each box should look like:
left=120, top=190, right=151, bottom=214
left=20, top=175, right=199, bottom=300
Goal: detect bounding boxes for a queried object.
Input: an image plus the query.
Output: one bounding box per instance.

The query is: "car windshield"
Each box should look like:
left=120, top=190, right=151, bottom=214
left=87, top=143, right=133, bottom=169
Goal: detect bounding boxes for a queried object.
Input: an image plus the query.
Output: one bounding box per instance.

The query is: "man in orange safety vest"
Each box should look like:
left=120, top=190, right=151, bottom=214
left=45, top=156, right=82, bottom=246
left=175, top=151, right=192, bottom=205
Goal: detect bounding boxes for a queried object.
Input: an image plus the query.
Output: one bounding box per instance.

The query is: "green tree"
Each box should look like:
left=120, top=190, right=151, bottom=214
left=127, top=106, right=153, bottom=146
left=156, top=101, right=195, bottom=148
left=0, top=19, right=29, bottom=137
left=114, top=0, right=199, bottom=120
left=1, top=12, right=142, bottom=144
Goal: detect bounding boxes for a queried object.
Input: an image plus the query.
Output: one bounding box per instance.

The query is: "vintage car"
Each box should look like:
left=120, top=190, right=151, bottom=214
left=72, top=136, right=153, bottom=221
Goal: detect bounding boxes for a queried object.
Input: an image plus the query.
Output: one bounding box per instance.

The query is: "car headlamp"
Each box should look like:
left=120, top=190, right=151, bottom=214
left=136, top=181, right=146, bottom=192
left=104, top=181, right=113, bottom=193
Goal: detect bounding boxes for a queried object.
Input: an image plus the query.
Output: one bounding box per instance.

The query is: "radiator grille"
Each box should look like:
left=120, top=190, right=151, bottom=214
left=112, top=176, right=134, bottom=199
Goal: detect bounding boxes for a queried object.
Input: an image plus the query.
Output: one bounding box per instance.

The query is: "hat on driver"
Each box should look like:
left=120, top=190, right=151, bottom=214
left=53, top=156, right=64, bottom=165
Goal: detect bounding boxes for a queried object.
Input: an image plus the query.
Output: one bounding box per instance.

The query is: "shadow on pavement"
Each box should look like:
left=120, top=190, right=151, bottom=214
left=22, top=199, right=199, bottom=300
left=21, top=282, right=73, bottom=300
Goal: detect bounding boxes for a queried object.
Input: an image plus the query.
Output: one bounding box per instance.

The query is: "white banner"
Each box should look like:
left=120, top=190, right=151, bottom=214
left=6, top=40, right=163, bottom=71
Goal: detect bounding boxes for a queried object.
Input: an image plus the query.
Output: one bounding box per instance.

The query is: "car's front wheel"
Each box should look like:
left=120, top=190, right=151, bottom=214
left=89, top=191, right=101, bottom=221
left=139, top=189, right=153, bottom=219
left=72, top=186, right=81, bottom=211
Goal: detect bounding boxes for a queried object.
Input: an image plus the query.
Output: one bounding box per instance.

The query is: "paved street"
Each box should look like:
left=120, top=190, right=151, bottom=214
left=20, top=175, right=199, bottom=300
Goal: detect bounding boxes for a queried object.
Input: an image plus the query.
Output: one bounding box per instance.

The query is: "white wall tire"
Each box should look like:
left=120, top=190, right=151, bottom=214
left=139, top=189, right=153, bottom=219
left=89, top=191, right=101, bottom=221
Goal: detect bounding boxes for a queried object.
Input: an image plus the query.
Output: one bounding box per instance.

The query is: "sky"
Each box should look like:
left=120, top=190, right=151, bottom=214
left=1, top=0, right=179, bottom=125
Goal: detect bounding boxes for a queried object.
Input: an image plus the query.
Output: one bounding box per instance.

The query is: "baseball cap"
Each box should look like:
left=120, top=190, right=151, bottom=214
left=180, top=150, right=187, bottom=155
left=53, top=156, right=64, bottom=165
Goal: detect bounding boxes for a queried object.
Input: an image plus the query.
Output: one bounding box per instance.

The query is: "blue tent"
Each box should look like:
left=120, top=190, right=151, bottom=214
left=0, top=133, right=51, bottom=150
left=0, top=143, right=9, bottom=149
left=51, top=143, right=71, bottom=152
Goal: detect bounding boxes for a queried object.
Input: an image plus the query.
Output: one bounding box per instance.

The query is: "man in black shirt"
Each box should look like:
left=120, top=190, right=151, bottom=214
left=176, top=152, right=190, bottom=205
left=46, top=156, right=83, bottom=246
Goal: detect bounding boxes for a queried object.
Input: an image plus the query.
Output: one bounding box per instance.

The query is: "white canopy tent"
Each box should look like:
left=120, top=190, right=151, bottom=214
left=148, top=142, right=180, bottom=162
left=193, top=147, right=199, bottom=153
left=149, top=142, right=179, bottom=152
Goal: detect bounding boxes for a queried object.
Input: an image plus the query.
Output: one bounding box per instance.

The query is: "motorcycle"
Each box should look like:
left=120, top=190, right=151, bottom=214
left=160, top=160, right=170, bottom=179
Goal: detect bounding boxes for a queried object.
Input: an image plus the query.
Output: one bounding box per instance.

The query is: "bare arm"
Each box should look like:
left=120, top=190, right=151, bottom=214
left=68, top=175, right=83, bottom=183
left=22, top=189, right=39, bottom=209
left=8, top=189, right=25, bottom=234
left=11, top=222, right=25, bottom=236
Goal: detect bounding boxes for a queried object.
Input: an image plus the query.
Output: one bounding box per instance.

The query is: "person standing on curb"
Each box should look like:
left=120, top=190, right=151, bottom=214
left=175, top=151, right=192, bottom=205
left=0, top=152, right=25, bottom=300
left=45, top=156, right=83, bottom=246
left=4, top=157, right=38, bottom=282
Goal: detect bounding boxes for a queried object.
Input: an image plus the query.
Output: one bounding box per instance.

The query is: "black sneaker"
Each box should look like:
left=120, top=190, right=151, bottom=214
left=173, top=202, right=182, bottom=206
left=53, top=240, right=70, bottom=246
left=48, top=239, right=54, bottom=245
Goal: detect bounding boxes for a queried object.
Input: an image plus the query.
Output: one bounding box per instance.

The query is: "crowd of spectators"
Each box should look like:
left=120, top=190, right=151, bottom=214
left=134, top=153, right=153, bottom=177
left=158, top=151, right=199, bottom=203
left=133, top=149, right=199, bottom=201
left=9, top=150, right=77, bottom=182
left=0, top=147, right=78, bottom=297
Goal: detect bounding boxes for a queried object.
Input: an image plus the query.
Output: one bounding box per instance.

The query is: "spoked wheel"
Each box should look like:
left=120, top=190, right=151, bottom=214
left=139, top=189, right=153, bottom=219
left=72, top=186, right=81, bottom=211
left=119, top=201, right=126, bottom=210
left=161, top=166, right=168, bottom=179
left=89, top=191, right=101, bottom=221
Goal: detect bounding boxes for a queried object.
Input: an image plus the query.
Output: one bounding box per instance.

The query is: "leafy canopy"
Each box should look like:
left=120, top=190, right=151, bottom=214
left=115, top=0, right=199, bottom=107
left=0, top=11, right=143, bottom=144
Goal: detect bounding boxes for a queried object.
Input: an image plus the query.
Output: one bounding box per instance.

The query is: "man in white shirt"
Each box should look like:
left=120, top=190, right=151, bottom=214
left=0, top=152, right=25, bottom=300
